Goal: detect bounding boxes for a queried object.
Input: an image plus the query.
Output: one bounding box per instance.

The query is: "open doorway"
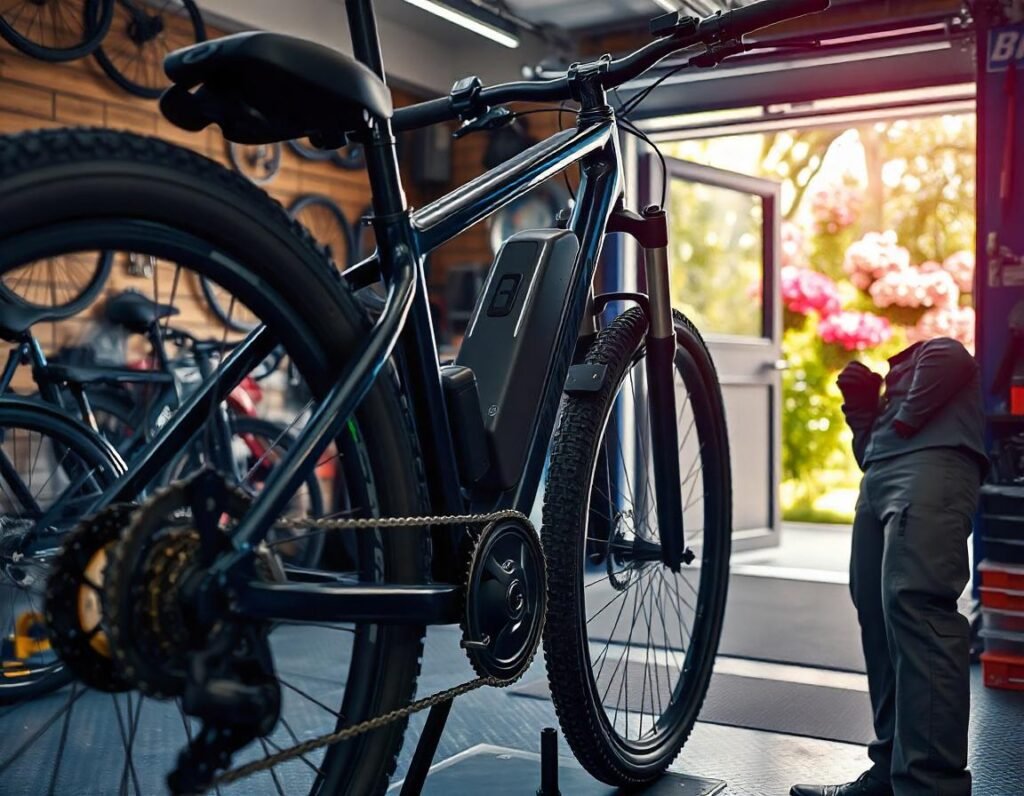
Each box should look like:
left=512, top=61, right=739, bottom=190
left=643, top=93, right=977, bottom=578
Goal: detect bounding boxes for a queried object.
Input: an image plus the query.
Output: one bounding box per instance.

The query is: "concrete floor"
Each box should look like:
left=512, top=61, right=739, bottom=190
left=3, top=524, right=1020, bottom=795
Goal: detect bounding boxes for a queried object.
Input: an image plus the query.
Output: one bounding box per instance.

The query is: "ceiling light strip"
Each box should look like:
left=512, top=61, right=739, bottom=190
left=401, top=0, right=520, bottom=49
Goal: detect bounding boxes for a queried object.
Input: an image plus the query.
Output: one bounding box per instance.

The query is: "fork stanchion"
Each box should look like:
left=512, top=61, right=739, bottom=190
left=399, top=698, right=454, bottom=796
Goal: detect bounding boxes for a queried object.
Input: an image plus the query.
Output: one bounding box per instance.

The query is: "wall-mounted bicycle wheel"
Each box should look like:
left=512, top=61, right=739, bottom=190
left=198, top=274, right=260, bottom=332
left=91, top=0, right=205, bottom=99
left=287, top=138, right=366, bottom=170
left=0, top=251, right=112, bottom=315
left=227, top=141, right=281, bottom=185
left=0, top=0, right=112, bottom=62
left=288, top=194, right=355, bottom=268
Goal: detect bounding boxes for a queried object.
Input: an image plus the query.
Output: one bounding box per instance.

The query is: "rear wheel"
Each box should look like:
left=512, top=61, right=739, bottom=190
left=0, top=128, right=428, bottom=795
left=542, top=307, right=731, bottom=786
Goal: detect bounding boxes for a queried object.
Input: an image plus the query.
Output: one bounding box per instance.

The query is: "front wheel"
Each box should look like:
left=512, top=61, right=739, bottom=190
left=542, top=307, right=731, bottom=786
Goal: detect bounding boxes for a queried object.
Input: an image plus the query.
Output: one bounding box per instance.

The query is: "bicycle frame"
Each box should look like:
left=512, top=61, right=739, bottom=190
left=73, top=0, right=684, bottom=629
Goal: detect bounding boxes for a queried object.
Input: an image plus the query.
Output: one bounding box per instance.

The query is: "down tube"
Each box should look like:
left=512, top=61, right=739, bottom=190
left=505, top=137, right=622, bottom=514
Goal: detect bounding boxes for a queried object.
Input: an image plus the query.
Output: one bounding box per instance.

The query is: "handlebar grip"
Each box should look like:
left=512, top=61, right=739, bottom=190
left=705, top=0, right=829, bottom=39
left=392, top=96, right=454, bottom=132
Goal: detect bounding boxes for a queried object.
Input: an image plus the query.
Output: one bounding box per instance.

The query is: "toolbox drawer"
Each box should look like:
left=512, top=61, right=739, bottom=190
left=980, top=627, right=1024, bottom=657
left=978, top=559, right=1024, bottom=590
left=981, top=650, right=1024, bottom=691
left=980, top=586, right=1024, bottom=611
left=982, top=607, right=1024, bottom=633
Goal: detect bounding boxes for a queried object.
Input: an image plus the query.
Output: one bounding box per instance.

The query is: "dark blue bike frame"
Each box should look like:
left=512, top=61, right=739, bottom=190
left=55, top=0, right=642, bottom=627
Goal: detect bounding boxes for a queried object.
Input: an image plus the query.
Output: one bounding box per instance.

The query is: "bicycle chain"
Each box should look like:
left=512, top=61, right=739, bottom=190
left=207, top=508, right=532, bottom=791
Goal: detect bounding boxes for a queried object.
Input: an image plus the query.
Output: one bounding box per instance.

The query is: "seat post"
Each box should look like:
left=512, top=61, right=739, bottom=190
left=345, top=0, right=385, bottom=81
left=345, top=0, right=410, bottom=285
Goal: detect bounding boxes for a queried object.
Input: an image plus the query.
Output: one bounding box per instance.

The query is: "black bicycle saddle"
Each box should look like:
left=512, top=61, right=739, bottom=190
left=105, top=290, right=179, bottom=333
left=0, top=301, right=62, bottom=341
left=160, top=32, right=393, bottom=146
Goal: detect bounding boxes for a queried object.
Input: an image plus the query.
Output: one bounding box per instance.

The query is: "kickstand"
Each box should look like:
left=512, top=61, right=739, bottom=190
left=399, top=698, right=454, bottom=796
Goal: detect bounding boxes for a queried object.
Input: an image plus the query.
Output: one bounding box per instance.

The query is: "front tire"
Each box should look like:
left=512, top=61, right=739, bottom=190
left=542, top=307, right=731, bottom=786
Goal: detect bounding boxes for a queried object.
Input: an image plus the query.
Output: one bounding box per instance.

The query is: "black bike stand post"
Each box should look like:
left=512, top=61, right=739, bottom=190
left=537, top=727, right=561, bottom=796
left=399, top=698, right=454, bottom=796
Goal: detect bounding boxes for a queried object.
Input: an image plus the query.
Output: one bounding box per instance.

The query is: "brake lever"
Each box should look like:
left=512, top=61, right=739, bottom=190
left=452, top=106, right=516, bottom=139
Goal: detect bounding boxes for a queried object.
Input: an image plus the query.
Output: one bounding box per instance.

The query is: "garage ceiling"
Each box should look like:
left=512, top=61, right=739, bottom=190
left=505, top=1, right=757, bottom=32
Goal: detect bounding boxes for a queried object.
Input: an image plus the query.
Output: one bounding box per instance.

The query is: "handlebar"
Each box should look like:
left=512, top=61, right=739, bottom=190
left=392, top=0, right=828, bottom=132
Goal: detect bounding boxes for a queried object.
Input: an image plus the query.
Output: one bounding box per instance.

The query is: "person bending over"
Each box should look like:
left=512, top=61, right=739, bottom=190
left=791, top=337, right=986, bottom=796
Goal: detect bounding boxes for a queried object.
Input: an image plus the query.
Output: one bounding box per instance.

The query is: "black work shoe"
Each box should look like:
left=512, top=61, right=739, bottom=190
left=790, top=772, right=894, bottom=796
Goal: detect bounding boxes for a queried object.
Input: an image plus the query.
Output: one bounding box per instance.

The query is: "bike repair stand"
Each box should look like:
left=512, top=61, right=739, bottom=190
left=394, top=716, right=725, bottom=795
left=399, top=707, right=562, bottom=796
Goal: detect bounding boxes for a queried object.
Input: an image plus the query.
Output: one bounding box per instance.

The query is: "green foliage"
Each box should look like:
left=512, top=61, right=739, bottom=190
left=667, top=179, right=763, bottom=338
left=781, top=322, right=848, bottom=484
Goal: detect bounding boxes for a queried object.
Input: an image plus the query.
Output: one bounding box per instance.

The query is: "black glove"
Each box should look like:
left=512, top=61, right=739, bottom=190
left=837, top=361, right=883, bottom=409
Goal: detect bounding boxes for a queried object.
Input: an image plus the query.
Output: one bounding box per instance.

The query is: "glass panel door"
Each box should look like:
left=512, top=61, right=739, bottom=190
left=660, top=157, right=784, bottom=552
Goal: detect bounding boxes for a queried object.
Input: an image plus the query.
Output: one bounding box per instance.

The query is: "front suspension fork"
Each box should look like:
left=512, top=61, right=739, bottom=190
left=641, top=208, right=686, bottom=571
left=609, top=204, right=685, bottom=571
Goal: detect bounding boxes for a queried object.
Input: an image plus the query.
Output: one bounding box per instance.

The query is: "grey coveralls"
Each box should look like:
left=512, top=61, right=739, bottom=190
left=841, top=338, right=987, bottom=796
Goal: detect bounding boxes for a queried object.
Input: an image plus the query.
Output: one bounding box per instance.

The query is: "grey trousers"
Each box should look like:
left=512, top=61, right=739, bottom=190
left=850, top=448, right=980, bottom=796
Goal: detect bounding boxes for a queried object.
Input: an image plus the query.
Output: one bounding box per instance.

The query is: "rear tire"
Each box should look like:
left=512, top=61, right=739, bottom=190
left=542, top=307, right=731, bottom=786
left=0, top=128, right=428, bottom=795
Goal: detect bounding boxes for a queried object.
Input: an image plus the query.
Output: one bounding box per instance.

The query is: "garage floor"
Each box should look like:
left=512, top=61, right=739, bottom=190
left=3, top=530, right=1022, bottom=795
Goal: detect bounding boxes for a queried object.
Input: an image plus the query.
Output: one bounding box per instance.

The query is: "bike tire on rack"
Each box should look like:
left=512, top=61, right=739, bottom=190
left=0, top=397, right=124, bottom=704
left=287, top=139, right=366, bottom=170
left=0, top=0, right=112, bottom=62
left=288, top=193, right=356, bottom=269
left=0, top=128, right=430, bottom=795
left=198, top=272, right=259, bottom=332
left=0, top=250, right=112, bottom=315
left=90, top=0, right=206, bottom=100
left=542, top=307, right=732, bottom=786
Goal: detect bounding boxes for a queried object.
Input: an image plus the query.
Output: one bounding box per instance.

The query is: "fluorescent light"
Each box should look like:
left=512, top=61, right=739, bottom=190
left=402, top=0, right=520, bottom=49
left=652, top=0, right=678, bottom=11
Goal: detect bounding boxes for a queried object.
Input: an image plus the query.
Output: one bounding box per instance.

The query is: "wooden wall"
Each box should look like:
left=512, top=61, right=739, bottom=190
left=0, top=23, right=430, bottom=395
left=0, top=19, right=579, bottom=388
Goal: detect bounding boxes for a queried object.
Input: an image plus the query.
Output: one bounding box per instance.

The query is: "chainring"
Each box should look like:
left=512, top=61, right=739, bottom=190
left=461, top=517, right=546, bottom=682
left=44, top=503, right=137, bottom=693
left=104, top=472, right=253, bottom=699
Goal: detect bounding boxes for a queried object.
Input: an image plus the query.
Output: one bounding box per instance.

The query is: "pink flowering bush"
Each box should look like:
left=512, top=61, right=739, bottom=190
left=781, top=220, right=808, bottom=268
left=843, top=231, right=911, bottom=290
left=868, top=266, right=959, bottom=310
left=817, top=310, right=892, bottom=351
left=942, top=250, right=975, bottom=294
left=782, top=265, right=841, bottom=317
left=811, top=184, right=862, bottom=234
left=907, top=305, right=976, bottom=353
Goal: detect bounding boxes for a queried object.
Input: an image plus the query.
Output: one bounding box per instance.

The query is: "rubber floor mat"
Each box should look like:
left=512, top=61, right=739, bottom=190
left=511, top=669, right=876, bottom=746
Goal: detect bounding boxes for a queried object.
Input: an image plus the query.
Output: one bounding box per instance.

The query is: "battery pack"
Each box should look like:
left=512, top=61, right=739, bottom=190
left=456, top=228, right=580, bottom=490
